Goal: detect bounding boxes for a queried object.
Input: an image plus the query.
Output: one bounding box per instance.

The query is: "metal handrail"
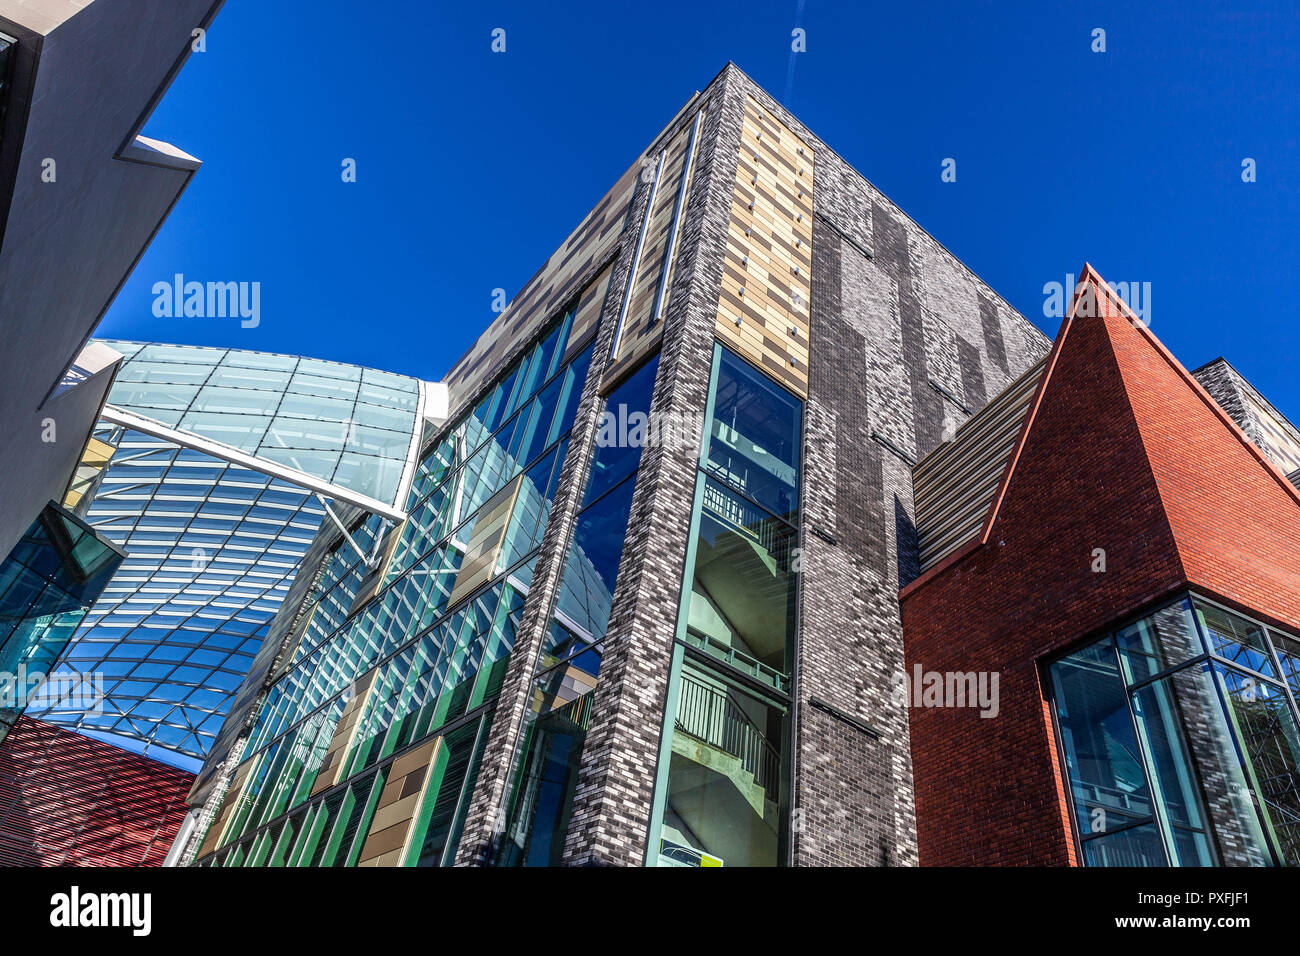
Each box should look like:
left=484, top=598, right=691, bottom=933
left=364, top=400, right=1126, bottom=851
left=675, top=672, right=779, bottom=802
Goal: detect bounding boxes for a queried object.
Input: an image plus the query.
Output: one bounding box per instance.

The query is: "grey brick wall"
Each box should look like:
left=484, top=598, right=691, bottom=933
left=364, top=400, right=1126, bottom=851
left=458, top=62, right=1051, bottom=868
left=559, top=67, right=747, bottom=867
left=736, top=66, right=1049, bottom=868
left=1193, top=358, right=1300, bottom=474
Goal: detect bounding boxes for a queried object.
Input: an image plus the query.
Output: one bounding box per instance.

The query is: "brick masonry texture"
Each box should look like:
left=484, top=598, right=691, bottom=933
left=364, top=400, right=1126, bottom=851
left=549, top=63, right=1049, bottom=867
left=900, top=275, right=1300, bottom=865
left=1193, top=358, right=1300, bottom=474
left=559, top=69, right=743, bottom=866
left=739, top=71, right=1047, bottom=866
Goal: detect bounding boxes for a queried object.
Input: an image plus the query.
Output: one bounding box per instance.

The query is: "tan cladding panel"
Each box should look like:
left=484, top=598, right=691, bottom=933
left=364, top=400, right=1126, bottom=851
left=714, top=96, right=814, bottom=398
left=197, top=758, right=254, bottom=859
left=355, top=737, right=444, bottom=867
left=566, top=261, right=614, bottom=360
left=311, top=667, right=379, bottom=796
left=446, top=473, right=522, bottom=607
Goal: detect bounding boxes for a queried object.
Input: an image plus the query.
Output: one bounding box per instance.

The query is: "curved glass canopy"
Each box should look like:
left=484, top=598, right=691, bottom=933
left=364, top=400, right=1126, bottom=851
left=100, top=341, right=425, bottom=510
left=27, top=342, right=434, bottom=771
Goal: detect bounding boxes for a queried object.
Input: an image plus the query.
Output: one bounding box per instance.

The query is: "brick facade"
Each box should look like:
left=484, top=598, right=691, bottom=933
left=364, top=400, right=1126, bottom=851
left=900, top=268, right=1300, bottom=865
left=508, top=64, right=1047, bottom=867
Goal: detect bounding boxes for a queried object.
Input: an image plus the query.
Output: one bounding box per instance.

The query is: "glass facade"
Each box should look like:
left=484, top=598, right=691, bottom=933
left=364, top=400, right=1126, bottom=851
left=496, top=353, right=660, bottom=866
left=25, top=343, right=430, bottom=769
left=30, top=425, right=329, bottom=765
left=197, top=310, right=594, bottom=866
left=0, top=504, right=125, bottom=742
left=681, top=346, right=801, bottom=683
left=1049, top=595, right=1300, bottom=866
left=648, top=344, right=801, bottom=867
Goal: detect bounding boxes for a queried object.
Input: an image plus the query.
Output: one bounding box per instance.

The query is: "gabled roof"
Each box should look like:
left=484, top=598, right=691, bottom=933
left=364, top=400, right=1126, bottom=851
left=905, top=265, right=1300, bottom=624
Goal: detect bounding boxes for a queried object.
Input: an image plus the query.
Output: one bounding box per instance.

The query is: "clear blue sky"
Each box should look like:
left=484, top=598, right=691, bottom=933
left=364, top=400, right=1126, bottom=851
left=99, top=0, right=1299, bottom=420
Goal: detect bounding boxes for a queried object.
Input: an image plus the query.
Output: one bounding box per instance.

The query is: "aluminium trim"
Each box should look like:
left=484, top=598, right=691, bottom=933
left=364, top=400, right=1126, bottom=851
left=927, top=378, right=972, bottom=415
left=393, top=378, right=428, bottom=510
left=99, top=405, right=407, bottom=521
left=608, top=149, right=665, bottom=359
left=650, top=109, right=704, bottom=324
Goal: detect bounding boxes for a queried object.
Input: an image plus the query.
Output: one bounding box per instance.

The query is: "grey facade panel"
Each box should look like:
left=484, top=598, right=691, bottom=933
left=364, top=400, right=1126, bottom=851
left=0, top=0, right=222, bottom=562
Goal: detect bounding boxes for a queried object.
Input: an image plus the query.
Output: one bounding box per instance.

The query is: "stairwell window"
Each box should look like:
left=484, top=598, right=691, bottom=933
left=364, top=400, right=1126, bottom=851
left=654, top=661, right=788, bottom=867
left=648, top=343, right=803, bottom=866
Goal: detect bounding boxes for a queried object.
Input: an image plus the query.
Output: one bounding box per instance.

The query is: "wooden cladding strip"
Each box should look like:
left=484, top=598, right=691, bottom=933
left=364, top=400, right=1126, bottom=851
left=714, top=96, right=814, bottom=398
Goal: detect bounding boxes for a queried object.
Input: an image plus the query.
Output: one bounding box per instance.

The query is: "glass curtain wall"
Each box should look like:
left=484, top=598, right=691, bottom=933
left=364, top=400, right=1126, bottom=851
left=0, top=505, right=125, bottom=742
left=196, top=310, right=592, bottom=866
left=1049, top=595, right=1300, bottom=866
left=496, top=354, right=661, bottom=866
left=649, top=344, right=802, bottom=867
left=100, top=341, right=422, bottom=507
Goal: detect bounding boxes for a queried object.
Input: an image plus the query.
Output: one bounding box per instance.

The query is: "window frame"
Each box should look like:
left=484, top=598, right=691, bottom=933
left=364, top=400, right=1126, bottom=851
left=1045, top=590, right=1300, bottom=867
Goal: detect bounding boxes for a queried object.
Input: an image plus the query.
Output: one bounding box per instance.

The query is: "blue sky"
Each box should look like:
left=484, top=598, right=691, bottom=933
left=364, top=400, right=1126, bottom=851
left=101, top=0, right=1299, bottom=418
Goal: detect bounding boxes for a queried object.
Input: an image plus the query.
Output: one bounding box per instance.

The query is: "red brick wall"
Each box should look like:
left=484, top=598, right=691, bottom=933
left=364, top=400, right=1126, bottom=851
left=0, top=717, right=194, bottom=867
left=1110, top=308, right=1300, bottom=632
left=900, top=272, right=1300, bottom=866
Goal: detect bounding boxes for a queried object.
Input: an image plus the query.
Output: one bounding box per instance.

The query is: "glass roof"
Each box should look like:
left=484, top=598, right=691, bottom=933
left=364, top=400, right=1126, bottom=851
left=27, top=343, right=430, bottom=771
left=99, top=340, right=423, bottom=509
left=29, top=426, right=329, bottom=769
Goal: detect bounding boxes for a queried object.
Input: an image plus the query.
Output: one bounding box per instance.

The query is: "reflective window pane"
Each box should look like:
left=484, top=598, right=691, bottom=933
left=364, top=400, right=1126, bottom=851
left=706, top=348, right=802, bottom=521
left=1196, top=601, right=1279, bottom=679
left=1050, top=642, right=1157, bottom=837
left=682, top=477, right=797, bottom=676
left=584, top=355, right=660, bottom=507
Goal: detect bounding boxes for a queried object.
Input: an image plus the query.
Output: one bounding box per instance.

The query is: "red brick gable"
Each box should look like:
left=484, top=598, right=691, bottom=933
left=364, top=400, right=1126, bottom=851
left=900, top=264, right=1300, bottom=865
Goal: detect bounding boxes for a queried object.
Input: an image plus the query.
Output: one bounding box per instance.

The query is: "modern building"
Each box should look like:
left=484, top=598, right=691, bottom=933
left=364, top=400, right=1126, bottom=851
left=0, top=1, right=225, bottom=867
left=902, top=267, right=1300, bottom=867
left=178, top=62, right=1056, bottom=868
left=105, top=63, right=1295, bottom=871
left=0, top=339, right=446, bottom=867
